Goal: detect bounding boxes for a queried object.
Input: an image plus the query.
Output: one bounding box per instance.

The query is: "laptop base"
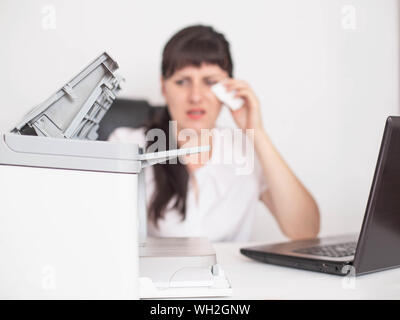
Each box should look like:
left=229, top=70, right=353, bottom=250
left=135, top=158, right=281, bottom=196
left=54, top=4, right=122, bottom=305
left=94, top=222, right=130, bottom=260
left=241, top=234, right=357, bottom=276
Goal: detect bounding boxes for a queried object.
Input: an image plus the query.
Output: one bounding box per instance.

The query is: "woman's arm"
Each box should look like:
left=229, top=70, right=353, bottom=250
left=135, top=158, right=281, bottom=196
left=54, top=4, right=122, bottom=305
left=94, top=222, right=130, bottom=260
left=223, top=79, right=320, bottom=240
left=252, top=128, right=320, bottom=240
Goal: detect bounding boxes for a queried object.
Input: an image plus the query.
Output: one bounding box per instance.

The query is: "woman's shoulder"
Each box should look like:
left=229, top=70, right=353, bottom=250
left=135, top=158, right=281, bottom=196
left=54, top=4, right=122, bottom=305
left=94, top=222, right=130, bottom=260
left=107, top=126, right=147, bottom=148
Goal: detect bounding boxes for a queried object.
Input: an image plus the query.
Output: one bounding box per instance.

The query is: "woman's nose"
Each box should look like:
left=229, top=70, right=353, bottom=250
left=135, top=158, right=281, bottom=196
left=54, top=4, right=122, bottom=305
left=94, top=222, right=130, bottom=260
left=188, top=84, right=204, bottom=104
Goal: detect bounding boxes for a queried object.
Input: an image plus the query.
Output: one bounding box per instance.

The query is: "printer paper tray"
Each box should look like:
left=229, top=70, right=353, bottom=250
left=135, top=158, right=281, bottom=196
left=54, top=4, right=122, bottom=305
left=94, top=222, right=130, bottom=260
left=139, top=274, right=233, bottom=299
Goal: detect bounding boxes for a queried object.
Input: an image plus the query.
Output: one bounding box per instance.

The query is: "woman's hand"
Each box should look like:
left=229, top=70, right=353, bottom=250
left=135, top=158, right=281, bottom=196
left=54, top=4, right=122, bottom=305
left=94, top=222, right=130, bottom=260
left=222, top=78, right=264, bottom=132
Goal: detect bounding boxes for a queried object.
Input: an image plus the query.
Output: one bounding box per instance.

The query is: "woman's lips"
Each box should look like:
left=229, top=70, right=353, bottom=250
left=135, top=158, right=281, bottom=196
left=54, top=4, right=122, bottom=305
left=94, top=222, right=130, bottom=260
left=186, top=108, right=206, bottom=120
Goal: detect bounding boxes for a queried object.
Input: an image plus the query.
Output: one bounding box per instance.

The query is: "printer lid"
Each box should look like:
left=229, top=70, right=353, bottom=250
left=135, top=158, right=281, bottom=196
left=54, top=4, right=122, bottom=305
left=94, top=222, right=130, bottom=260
left=12, top=52, right=122, bottom=141
left=1, top=52, right=209, bottom=173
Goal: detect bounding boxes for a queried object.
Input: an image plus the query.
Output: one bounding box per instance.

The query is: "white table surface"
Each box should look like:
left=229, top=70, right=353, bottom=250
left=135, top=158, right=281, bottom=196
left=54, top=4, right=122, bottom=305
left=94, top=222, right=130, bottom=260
left=212, top=242, right=400, bottom=300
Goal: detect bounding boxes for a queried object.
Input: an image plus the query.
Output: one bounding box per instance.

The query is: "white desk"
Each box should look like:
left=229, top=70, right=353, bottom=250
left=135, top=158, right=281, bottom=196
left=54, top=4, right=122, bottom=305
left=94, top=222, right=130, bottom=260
left=212, top=242, right=400, bottom=300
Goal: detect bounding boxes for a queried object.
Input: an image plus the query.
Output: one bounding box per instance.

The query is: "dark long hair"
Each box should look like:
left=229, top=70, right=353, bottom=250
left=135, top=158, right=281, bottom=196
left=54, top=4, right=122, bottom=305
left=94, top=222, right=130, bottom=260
left=146, top=25, right=233, bottom=227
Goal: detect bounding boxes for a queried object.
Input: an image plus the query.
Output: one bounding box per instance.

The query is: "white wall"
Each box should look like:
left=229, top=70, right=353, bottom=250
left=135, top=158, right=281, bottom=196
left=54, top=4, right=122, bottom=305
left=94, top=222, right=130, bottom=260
left=0, top=0, right=399, bottom=242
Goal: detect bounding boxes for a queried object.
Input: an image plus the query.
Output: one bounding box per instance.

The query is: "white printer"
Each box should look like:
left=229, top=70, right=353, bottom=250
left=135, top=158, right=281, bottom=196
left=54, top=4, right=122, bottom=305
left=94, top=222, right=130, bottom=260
left=0, top=52, right=232, bottom=299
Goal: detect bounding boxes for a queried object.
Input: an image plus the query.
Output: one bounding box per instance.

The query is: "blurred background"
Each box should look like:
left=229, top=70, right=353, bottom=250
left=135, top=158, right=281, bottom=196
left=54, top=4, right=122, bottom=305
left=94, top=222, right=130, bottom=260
left=0, top=0, right=399, bottom=242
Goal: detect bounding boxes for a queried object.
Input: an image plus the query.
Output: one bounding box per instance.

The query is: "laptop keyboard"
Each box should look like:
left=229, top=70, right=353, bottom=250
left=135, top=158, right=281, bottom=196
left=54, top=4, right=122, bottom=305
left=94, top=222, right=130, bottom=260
left=293, top=241, right=357, bottom=258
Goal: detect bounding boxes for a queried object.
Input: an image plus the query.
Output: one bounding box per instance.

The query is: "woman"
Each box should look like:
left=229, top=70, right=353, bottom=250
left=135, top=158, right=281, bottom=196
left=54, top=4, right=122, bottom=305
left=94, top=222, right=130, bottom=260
left=109, top=25, right=320, bottom=242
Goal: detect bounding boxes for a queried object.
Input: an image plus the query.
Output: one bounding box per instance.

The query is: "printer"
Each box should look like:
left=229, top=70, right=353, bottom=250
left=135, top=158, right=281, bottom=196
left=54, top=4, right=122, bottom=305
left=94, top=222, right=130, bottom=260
left=0, top=52, right=232, bottom=299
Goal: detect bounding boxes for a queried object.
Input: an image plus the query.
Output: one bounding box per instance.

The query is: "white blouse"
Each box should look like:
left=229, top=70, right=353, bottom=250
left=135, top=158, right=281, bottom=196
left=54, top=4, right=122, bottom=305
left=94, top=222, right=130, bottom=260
left=108, top=126, right=268, bottom=242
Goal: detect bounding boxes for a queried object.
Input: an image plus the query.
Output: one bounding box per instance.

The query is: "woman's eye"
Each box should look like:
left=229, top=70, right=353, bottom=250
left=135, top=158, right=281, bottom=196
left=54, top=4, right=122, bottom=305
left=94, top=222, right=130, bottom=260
left=175, top=79, right=188, bottom=85
left=206, top=80, right=218, bottom=86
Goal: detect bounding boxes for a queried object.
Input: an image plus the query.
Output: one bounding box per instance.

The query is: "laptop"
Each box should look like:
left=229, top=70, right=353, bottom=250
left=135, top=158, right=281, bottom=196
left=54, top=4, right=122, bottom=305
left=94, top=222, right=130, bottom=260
left=241, top=116, right=400, bottom=276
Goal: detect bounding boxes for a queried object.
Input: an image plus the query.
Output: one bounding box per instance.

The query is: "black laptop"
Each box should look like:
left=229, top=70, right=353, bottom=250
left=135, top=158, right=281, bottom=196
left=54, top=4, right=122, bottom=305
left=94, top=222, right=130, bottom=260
left=241, top=116, right=400, bottom=276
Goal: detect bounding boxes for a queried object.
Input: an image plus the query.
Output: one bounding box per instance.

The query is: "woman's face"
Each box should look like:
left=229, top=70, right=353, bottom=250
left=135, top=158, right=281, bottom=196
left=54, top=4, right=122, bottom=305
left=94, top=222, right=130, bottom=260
left=161, top=63, right=229, bottom=132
